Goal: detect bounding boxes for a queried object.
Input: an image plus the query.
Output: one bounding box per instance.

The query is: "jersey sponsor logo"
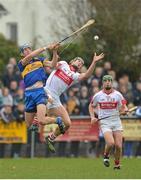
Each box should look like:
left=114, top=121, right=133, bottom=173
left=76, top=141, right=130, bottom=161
left=54, top=69, right=73, bottom=85
left=99, top=101, right=118, bottom=109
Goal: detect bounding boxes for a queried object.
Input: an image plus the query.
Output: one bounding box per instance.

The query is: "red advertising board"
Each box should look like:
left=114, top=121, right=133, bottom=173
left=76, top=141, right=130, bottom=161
left=40, top=118, right=99, bottom=142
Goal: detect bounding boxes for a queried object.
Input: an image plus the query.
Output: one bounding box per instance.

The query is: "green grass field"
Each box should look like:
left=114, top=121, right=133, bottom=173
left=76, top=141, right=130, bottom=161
left=0, top=158, right=141, bottom=179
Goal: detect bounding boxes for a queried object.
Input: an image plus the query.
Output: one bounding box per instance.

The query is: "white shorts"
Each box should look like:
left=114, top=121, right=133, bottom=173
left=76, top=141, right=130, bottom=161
left=44, top=88, right=62, bottom=109
left=100, top=119, right=123, bottom=134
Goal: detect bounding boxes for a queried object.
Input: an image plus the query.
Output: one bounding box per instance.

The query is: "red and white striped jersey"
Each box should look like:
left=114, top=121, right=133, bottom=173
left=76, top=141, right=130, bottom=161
left=45, top=61, right=80, bottom=96
left=91, top=89, right=126, bottom=119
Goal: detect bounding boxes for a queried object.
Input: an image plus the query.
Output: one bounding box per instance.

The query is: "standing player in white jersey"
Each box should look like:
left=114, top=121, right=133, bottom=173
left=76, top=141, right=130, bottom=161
left=44, top=53, right=104, bottom=153
left=89, top=75, right=128, bottom=169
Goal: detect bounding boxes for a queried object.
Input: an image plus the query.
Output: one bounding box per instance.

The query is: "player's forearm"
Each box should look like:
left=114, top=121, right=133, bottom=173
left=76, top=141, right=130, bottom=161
left=50, top=50, right=59, bottom=68
left=120, top=105, right=128, bottom=115
left=84, top=61, right=96, bottom=79
left=79, top=61, right=96, bottom=81
left=89, top=104, right=95, bottom=118
left=21, top=47, right=47, bottom=65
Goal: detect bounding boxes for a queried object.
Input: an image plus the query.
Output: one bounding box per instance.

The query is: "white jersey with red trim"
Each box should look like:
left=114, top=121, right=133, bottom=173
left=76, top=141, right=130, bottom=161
left=44, top=61, right=80, bottom=96
left=91, top=89, right=126, bottom=121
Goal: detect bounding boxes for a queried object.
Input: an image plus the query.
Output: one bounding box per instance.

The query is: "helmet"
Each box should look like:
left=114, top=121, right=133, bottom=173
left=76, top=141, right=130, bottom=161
left=102, top=75, right=113, bottom=82
left=19, top=43, right=31, bottom=54
left=70, top=57, right=84, bottom=65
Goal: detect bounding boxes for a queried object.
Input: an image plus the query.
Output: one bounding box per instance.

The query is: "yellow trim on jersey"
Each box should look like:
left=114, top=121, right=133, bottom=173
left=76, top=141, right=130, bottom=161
left=43, top=58, right=49, bottom=62
left=22, top=61, right=43, bottom=78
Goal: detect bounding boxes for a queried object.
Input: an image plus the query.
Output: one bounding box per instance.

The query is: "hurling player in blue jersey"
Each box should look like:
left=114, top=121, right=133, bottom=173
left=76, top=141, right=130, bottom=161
left=18, top=43, right=64, bottom=148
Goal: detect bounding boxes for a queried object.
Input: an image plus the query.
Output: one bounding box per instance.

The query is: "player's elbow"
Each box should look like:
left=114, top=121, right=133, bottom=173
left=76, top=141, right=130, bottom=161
left=64, top=121, right=71, bottom=130
left=79, top=74, right=87, bottom=81
left=115, top=143, right=122, bottom=150
left=107, top=141, right=115, bottom=148
left=50, top=61, right=57, bottom=68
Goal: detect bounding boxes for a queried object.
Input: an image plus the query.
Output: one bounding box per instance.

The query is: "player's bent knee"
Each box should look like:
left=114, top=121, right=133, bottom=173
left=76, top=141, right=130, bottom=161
left=115, top=144, right=122, bottom=149
left=107, top=141, right=115, bottom=147
left=64, top=121, right=71, bottom=130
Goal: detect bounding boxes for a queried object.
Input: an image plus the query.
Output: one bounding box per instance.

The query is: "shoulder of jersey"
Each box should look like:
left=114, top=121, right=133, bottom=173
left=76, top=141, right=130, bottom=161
left=59, top=60, right=68, bottom=64
left=113, top=89, right=121, bottom=94
left=94, top=90, right=103, bottom=97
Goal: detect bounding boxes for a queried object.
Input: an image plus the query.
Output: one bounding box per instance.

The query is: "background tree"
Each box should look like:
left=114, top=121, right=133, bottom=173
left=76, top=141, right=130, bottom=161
left=0, top=33, right=19, bottom=74
left=89, top=0, right=141, bottom=80
left=51, top=0, right=141, bottom=81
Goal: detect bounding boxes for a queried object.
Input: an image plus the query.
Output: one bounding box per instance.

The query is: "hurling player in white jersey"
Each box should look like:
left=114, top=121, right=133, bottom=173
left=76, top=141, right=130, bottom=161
left=44, top=53, right=104, bottom=153
left=89, top=75, right=128, bottom=169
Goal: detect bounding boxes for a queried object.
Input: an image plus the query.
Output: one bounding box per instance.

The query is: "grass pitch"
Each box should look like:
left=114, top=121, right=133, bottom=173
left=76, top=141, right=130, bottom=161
left=0, top=157, right=141, bottom=179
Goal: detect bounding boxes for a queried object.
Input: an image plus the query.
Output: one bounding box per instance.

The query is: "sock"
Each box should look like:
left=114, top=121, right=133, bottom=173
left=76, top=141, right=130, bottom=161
left=32, top=118, right=39, bottom=126
left=49, top=133, right=56, bottom=141
left=104, top=152, right=109, bottom=158
left=56, top=117, right=62, bottom=125
left=114, top=160, right=120, bottom=165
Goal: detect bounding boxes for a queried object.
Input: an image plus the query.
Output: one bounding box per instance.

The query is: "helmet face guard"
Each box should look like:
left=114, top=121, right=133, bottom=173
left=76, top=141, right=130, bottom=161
left=70, top=57, right=84, bottom=66
left=19, top=44, right=32, bottom=55
left=102, top=75, right=113, bottom=82
left=73, top=57, right=84, bottom=65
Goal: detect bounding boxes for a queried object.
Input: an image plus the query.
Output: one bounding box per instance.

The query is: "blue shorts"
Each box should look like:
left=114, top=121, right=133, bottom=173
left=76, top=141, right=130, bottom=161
left=24, top=87, right=48, bottom=113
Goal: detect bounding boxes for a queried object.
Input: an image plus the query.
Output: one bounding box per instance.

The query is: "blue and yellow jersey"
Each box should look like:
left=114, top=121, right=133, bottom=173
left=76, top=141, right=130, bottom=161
left=18, top=57, right=49, bottom=88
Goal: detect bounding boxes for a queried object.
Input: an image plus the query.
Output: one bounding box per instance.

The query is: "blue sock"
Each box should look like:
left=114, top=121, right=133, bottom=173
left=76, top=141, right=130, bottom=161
left=56, top=117, right=62, bottom=125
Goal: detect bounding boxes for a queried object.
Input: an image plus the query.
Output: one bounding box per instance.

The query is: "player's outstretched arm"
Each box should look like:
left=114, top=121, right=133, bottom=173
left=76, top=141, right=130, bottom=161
left=44, top=43, right=60, bottom=68
left=21, top=47, right=47, bottom=66
left=78, top=53, right=104, bottom=81
left=21, top=43, right=59, bottom=66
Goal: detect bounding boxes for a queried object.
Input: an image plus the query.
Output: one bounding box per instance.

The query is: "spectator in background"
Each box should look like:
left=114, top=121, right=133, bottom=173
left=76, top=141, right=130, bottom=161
left=8, top=57, right=20, bottom=76
left=2, top=64, right=20, bottom=88
left=121, top=74, right=132, bottom=91
left=13, top=88, right=24, bottom=107
left=118, top=77, right=126, bottom=89
left=89, top=79, right=100, bottom=98
left=73, top=105, right=80, bottom=115
left=79, top=86, right=89, bottom=115
left=70, top=83, right=81, bottom=97
left=14, top=101, right=25, bottom=123
left=0, top=103, right=15, bottom=123
left=9, top=80, right=18, bottom=97
left=108, top=70, right=118, bottom=89
left=119, top=85, right=134, bottom=105
left=0, top=87, right=13, bottom=108
left=93, top=67, right=103, bottom=86
left=94, top=67, right=103, bottom=80
left=0, top=80, right=4, bottom=108
left=91, top=78, right=99, bottom=89
left=67, top=88, right=80, bottom=115
left=9, top=57, right=17, bottom=65
left=87, top=67, right=103, bottom=87
left=90, top=87, right=100, bottom=99
left=133, top=81, right=141, bottom=106
left=103, top=61, right=112, bottom=75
